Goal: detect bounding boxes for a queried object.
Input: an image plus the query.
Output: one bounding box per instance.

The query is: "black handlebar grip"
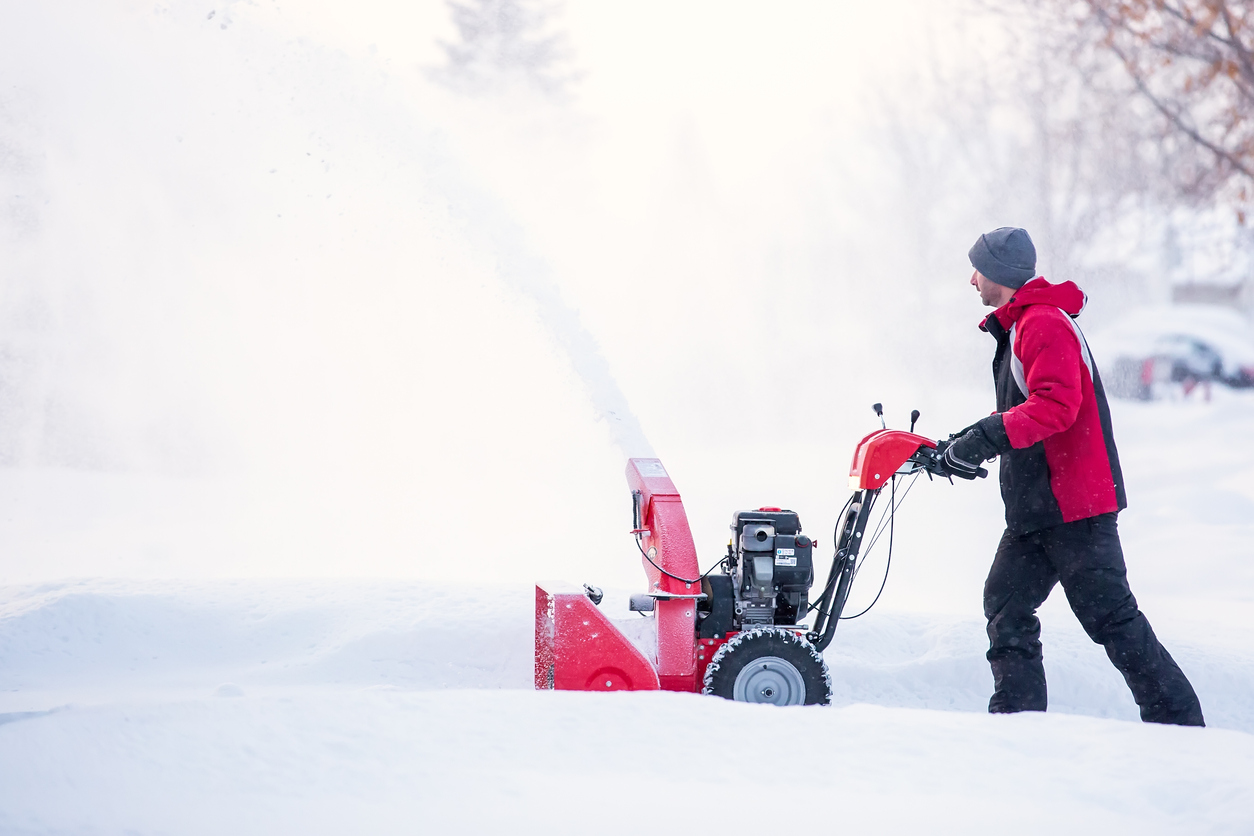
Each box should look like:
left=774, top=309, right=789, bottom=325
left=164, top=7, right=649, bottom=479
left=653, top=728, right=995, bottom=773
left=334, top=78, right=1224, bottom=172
left=976, top=466, right=988, bottom=479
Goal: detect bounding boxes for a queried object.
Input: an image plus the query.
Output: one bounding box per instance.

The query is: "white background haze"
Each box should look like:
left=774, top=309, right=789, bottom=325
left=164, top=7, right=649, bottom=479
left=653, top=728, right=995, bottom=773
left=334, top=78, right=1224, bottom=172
left=0, top=1, right=1056, bottom=590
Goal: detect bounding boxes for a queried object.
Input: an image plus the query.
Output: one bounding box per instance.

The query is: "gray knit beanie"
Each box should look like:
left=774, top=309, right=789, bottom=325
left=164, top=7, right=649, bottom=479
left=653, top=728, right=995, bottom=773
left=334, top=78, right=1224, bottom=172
left=968, top=227, right=1037, bottom=288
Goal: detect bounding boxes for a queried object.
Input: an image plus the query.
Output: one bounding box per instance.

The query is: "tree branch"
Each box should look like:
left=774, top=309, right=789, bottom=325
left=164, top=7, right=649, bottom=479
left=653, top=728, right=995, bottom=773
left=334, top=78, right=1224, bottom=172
left=1117, top=46, right=1254, bottom=179
left=1218, top=2, right=1254, bottom=89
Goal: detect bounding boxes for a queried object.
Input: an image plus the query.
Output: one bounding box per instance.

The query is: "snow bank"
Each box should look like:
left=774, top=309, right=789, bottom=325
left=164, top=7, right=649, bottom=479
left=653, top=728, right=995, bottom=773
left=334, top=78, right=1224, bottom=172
left=4, top=577, right=1253, bottom=728
left=1, top=576, right=1253, bottom=833
left=1, top=673, right=1252, bottom=834
left=0, top=580, right=535, bottom=702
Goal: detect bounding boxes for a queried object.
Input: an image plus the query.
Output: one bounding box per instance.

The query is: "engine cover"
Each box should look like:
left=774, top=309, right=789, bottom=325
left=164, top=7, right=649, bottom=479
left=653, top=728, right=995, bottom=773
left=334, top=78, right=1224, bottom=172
left=728, top=508, right=814, bottom=628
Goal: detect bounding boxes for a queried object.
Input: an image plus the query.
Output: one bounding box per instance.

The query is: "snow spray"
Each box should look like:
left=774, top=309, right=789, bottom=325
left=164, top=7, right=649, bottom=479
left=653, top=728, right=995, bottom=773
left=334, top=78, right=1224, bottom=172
left=424, top=156, right=655, bottom=459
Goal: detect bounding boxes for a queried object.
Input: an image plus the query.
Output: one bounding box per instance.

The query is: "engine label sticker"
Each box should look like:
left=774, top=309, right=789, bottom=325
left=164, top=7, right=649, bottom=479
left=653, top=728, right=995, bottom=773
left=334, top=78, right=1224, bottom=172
left=775, top=555, right=797, bottom=566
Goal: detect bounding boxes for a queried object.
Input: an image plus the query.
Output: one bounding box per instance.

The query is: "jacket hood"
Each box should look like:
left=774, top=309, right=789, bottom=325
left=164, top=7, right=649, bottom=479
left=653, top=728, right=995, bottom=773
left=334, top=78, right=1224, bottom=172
left=980, top=277, right=1087, bottom=332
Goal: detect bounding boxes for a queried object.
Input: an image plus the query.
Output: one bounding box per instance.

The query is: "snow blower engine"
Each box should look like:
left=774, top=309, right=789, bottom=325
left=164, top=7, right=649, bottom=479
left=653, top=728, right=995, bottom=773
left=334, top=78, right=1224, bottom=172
left=535, top=406, right=984, bottom=706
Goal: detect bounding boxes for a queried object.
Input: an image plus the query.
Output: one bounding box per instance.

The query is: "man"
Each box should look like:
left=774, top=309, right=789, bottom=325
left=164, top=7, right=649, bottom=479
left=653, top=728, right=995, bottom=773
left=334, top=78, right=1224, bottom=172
left=939, top=226, right=1204, bottom=726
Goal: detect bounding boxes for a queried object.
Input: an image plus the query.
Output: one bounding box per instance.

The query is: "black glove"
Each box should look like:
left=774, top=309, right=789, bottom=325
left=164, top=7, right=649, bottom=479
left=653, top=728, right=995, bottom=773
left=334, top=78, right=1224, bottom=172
left=933, top=439, right=980, bottom=480
left=939, top=415, right=1011, bottom=480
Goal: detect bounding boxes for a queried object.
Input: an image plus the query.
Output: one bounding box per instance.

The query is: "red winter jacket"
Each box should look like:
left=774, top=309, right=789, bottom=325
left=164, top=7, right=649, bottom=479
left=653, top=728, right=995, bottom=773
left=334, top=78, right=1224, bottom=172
left=979, top=278, right=1126, bottom=535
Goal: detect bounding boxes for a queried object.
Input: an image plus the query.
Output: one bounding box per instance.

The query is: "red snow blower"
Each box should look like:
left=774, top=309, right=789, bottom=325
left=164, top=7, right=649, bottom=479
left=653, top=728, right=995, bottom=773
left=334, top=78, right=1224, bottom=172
left=535, top=406, right=985, bottom=705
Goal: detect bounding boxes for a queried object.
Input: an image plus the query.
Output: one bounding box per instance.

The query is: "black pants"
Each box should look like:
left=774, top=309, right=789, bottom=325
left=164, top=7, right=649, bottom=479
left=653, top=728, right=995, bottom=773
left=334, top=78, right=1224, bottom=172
left=984, top=513, right=1204, bottom=726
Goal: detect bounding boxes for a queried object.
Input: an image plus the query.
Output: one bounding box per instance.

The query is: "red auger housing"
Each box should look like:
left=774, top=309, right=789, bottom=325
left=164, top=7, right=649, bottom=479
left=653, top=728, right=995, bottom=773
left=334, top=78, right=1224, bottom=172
left=535, top=429, right=944, bottom=705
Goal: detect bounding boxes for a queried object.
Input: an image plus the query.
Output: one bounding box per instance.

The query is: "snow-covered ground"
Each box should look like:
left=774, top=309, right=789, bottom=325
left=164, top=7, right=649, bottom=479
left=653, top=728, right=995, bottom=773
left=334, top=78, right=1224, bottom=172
left=1, top=581, right=1253, bottom=834
left=2, top=391, right=1254, bottom=834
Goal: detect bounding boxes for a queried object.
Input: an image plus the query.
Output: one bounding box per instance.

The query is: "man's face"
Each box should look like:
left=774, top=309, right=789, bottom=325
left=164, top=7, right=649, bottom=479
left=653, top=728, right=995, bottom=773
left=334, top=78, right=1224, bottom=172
left=971, top=270, right=1008, bottom=308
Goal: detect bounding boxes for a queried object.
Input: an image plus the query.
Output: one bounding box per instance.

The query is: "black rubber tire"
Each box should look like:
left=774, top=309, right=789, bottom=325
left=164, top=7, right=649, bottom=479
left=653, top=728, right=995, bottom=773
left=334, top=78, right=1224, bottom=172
left=702, top=627, right=832, bottom=706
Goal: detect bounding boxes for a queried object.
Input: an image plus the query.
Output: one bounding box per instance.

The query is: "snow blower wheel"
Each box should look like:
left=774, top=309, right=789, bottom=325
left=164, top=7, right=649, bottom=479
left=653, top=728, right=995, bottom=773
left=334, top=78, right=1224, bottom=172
left=702, top=628, right=832, bottom=706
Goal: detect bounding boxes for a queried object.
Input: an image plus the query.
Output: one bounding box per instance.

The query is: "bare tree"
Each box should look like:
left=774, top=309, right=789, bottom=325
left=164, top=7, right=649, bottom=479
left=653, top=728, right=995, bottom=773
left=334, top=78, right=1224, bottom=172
left=1050, top=1, right=1254, bottom=215
left=878, top=4, right=1173, bottom=311
left=430, top=0, right=577, bottom=98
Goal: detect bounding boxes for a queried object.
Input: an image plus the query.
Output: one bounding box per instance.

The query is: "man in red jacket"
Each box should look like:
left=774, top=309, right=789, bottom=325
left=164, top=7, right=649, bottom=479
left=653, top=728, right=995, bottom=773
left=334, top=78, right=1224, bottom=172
left=940, top=226, right=1204, bottom=726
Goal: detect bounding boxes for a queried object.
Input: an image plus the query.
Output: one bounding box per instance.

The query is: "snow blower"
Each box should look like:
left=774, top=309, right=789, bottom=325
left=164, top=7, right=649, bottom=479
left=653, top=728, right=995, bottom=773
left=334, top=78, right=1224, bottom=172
left=534, top=406, right=984, bottom=705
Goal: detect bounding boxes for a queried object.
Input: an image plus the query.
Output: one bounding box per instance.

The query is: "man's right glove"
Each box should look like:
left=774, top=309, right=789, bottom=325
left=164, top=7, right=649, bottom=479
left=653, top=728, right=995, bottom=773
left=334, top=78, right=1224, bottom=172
left=937, top=415, right=1012, bottom=480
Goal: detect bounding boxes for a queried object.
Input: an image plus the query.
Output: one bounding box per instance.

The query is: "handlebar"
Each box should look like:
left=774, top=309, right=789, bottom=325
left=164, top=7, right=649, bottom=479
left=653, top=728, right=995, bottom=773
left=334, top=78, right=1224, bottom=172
left=913, top=441, right=988, bottom=481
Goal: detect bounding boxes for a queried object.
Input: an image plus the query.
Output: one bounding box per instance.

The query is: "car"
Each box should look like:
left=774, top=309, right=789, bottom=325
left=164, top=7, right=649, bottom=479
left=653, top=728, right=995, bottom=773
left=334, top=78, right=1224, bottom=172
left=1092, top=305, right=1254, bottom=400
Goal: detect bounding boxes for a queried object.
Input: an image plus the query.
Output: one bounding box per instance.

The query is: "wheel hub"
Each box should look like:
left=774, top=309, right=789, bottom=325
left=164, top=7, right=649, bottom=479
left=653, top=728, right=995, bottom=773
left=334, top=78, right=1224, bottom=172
left=732, top=655, right=806, bottom=705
